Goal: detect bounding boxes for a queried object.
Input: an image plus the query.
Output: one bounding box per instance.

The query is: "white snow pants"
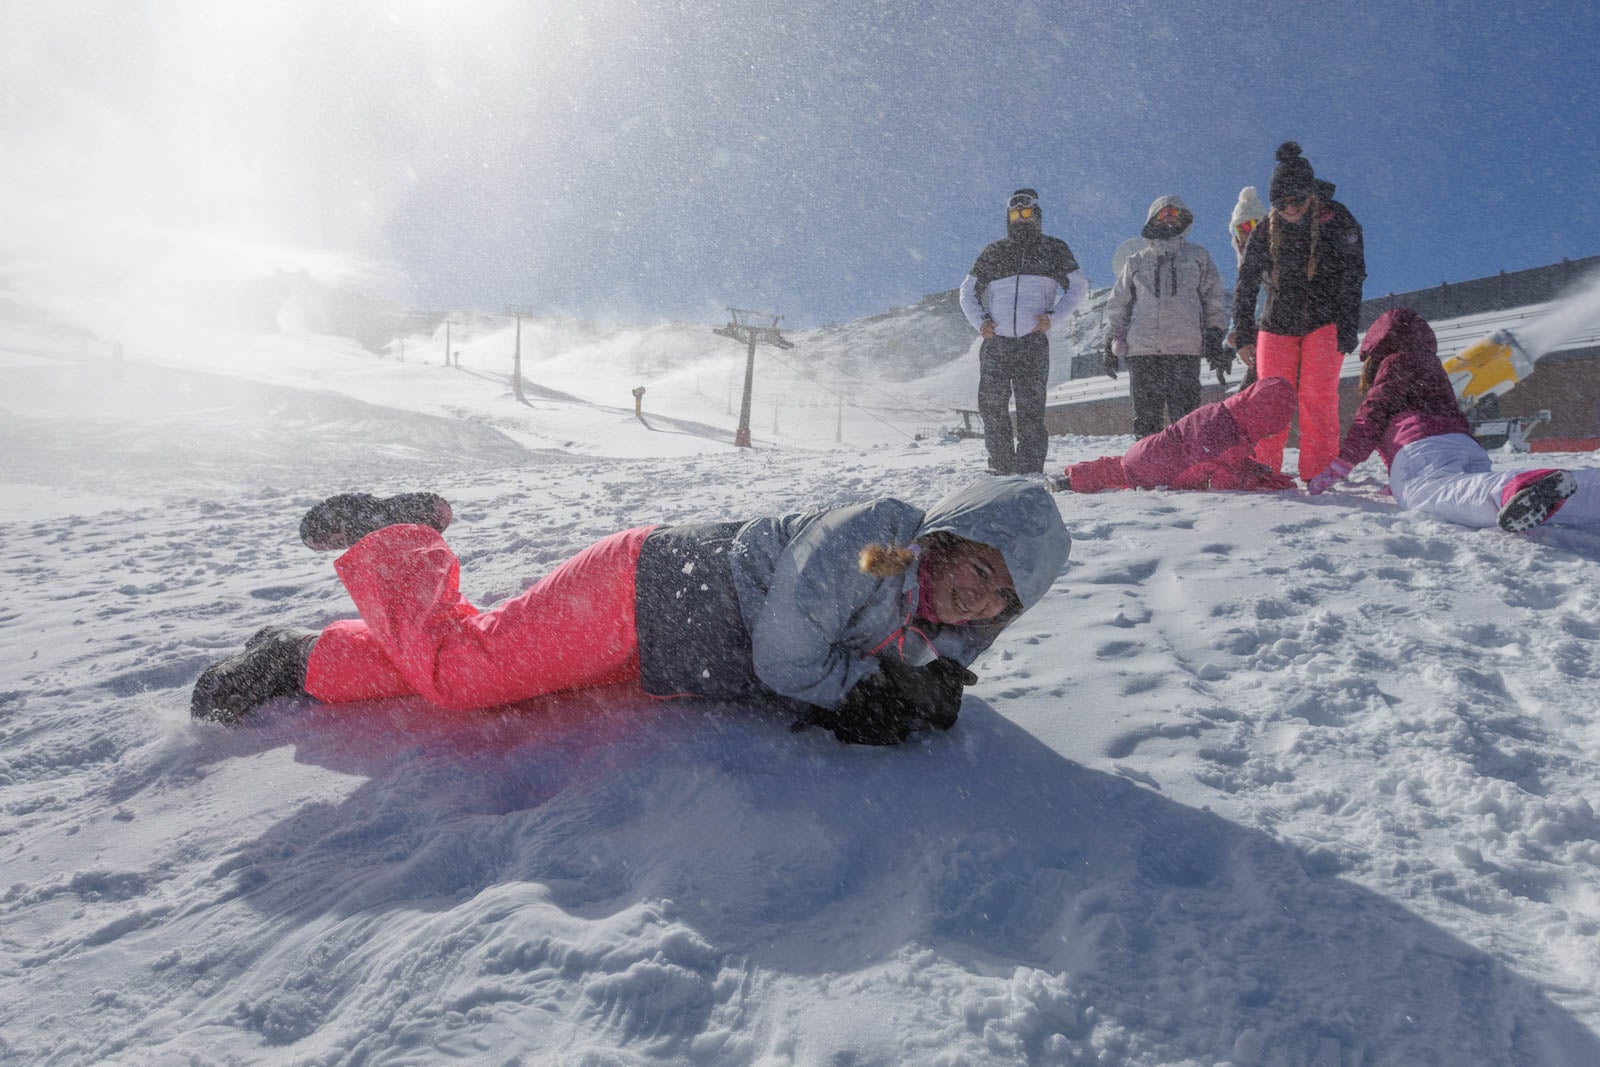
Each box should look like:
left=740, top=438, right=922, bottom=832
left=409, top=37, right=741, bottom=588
left=1389, top=433, right=1600, bottom=529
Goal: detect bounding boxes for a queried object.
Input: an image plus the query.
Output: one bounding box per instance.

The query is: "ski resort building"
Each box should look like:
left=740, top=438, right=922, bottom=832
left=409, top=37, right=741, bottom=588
left=1046, top=255, right=1600, bottom=451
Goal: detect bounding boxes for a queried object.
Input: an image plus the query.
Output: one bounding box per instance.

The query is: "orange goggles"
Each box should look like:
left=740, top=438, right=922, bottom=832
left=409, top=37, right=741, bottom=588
left=1154, top=205, right=1183, bottom=222
left=1008, top=205, right=1038, bottom=221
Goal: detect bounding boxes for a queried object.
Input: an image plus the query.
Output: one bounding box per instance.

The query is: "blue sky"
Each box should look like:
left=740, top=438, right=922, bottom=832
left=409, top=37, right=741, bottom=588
left=5, top=0, right=1599, bottom=327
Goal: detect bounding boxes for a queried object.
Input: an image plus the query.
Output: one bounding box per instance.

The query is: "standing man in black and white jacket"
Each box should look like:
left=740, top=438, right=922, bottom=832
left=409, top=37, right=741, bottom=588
left=959, top=189, right=1087, bottom=475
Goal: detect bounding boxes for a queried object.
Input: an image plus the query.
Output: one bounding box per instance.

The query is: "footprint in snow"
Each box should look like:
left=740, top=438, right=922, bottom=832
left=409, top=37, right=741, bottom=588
left=1085, top=559, right=1159, bottom=586
left=248, top=585, right=305, bottom=602
left=1381, top=535, right=1458, bottom=563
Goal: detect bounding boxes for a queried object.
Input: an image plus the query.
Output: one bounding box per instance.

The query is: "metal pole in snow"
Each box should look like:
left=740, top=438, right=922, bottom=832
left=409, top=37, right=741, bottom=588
left=513, top=315, right=526, bottom=402
left=736, top=335, right=756, bottom=447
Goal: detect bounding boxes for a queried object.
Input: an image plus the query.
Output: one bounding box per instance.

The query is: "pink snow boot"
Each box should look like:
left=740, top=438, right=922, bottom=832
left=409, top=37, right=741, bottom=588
left=1497, top=469, right=1578, bottom=532
left=1058, top=455, right=1130, bottom=493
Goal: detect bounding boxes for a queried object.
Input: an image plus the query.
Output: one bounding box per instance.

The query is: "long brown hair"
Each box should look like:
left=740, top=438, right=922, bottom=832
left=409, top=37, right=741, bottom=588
left=1358, top=349, right=1383, bottom=393
left=1268, top=193, right=1321, bottom=289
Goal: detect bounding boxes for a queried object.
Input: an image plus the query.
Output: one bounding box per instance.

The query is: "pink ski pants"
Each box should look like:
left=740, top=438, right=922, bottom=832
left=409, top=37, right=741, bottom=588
left=1252, top=323, right=1345, bottom=480
left=305, top=524, right=654, bottom=710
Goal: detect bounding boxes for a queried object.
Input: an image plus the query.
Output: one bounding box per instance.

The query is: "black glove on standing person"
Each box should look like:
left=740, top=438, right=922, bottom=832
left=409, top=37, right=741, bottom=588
left=806, top=656, right=977, bottom=745
left=1103, top=337, right=1119, bottom=380
left=1337, top=324, right=1358, bottom=355
left=1202, top=326, right=1233, bottom=383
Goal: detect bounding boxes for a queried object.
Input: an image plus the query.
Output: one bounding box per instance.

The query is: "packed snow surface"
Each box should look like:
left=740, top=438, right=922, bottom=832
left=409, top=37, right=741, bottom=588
left=4, top=320, right=1600, bottom=1066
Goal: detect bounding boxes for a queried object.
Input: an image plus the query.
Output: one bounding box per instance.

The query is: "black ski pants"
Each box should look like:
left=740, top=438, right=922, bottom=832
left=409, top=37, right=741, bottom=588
left=1128, top=354, right=1202, bottom=439
left=977, top=332, right=1050, bottom=474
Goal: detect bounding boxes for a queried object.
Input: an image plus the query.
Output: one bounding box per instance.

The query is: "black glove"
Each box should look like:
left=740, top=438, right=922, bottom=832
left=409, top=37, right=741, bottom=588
left=1202, top=327, right=1232, bottom=383
left=1103, top=338, right=1119, bottom=380
left=1337, top=324, right=1358, bottom=355
left=806, top=656, right=977, bottom=745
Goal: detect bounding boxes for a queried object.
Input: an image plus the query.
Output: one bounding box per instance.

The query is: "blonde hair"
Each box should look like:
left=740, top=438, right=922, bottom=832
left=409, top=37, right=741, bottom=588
left=858, top=530, right=967, bottom=578
left=1268, top=193, right=1321, bottom=289
left=858, top=543, right=918, bottom=577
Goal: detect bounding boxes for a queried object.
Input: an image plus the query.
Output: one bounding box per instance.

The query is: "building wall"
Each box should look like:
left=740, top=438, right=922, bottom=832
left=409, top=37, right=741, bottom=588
left=1495, top=350, right=1600, bottom=441
left=1360, top=256, right=1600, bottom=327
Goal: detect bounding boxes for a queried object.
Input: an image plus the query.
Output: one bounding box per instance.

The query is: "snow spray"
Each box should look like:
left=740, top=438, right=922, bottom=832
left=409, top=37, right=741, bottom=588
left=1515, top=268, right=1600, bottom=358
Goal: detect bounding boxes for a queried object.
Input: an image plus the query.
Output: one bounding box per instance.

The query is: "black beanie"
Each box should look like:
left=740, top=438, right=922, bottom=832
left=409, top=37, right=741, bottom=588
left=1269, top=142, right=1316, bottom=205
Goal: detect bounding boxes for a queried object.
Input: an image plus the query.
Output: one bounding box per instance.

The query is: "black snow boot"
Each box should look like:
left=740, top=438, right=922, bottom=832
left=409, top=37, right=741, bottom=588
left=191, top=626, right=316, bottom=726
left=1496, top=470, right=1577, bottom=533
left=299, top=492, right=452, bottom=551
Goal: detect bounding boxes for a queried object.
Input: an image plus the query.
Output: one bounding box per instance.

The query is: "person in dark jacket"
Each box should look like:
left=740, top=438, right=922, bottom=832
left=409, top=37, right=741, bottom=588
left=190, top=479, right=1071, bottom=745
left=959, top=189, right=1087, bottom=474
left=1104, top=195, right=1230, bottom=437
left=1306, top=308, right=1600, bottom=531
left=1233, top=142, right=1366, bottom=481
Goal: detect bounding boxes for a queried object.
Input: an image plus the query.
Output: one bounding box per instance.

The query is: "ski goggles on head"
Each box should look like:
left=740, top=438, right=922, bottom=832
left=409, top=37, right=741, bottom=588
left=1007, top=192, right=1038, bottom=210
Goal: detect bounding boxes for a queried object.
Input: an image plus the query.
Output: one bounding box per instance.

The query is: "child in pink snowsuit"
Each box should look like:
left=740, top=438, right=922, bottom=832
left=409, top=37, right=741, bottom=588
left=191, top=480, right=1072, bottom=746
left=1054, top=376, right=1298, bottom=493
left=1306, top=308, right=1600, bottom=531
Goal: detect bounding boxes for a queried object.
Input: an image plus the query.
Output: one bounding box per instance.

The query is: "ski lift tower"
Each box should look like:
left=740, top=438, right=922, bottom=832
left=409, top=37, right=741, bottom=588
left=713, top=307, right=794, bottom=448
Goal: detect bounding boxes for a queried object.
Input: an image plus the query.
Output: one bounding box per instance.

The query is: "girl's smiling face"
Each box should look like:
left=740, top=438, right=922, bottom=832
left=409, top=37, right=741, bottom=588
left=920, top=538, right=1016, bottom=624
left=1276, top=194, right=1311, bottom=223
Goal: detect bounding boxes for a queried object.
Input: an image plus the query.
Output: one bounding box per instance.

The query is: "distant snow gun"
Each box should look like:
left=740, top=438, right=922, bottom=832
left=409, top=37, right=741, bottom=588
left=1442, top=328, right=1549, bottom=451
left=1443, top=328, right=1535, bottom=406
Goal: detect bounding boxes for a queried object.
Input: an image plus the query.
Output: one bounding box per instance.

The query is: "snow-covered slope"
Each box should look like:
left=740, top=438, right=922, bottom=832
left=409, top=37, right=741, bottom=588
left=4, top=313, right=1600, bottom=1065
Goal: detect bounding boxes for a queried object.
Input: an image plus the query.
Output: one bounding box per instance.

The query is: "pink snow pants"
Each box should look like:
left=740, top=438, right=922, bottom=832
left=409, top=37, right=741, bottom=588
left=1063, top=377, right=1297, bottom=492
left=1253, top=323, right=1345, bottom=480
left=304, top=524, right=654, bottom=710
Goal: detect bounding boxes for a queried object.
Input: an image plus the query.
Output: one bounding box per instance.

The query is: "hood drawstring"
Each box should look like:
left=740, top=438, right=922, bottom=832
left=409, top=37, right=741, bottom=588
left=870, top=584, right=937, bottom=663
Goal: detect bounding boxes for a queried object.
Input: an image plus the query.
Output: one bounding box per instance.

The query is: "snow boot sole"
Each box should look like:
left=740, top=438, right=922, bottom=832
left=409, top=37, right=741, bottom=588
left=299, top=492, right=452, bottom=551
left=1497, top=470, right=1577, bottom=532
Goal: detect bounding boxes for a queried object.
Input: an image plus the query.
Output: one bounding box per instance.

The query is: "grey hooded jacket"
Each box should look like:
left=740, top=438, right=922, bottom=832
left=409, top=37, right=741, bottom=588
left=1105, top=195, right=1227, bottom=357
left=633, top=478, right=1070, bottom=713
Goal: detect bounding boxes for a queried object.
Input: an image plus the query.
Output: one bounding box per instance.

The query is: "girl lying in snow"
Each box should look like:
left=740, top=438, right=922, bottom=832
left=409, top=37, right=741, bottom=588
left=191, top=478, right=1071, bottom=745
left=1306, top=308, right=1600, bottom=532
left=1050, top=376, right=1299, bottom=493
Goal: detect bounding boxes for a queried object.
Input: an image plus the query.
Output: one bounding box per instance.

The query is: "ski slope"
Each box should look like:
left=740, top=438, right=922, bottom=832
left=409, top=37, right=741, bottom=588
left=4, top=319, right=1600, bottom=1065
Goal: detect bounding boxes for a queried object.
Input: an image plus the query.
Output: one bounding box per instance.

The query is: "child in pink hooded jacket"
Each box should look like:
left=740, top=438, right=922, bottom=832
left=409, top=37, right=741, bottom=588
left=1306, top=308, right=1600, bottom=532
